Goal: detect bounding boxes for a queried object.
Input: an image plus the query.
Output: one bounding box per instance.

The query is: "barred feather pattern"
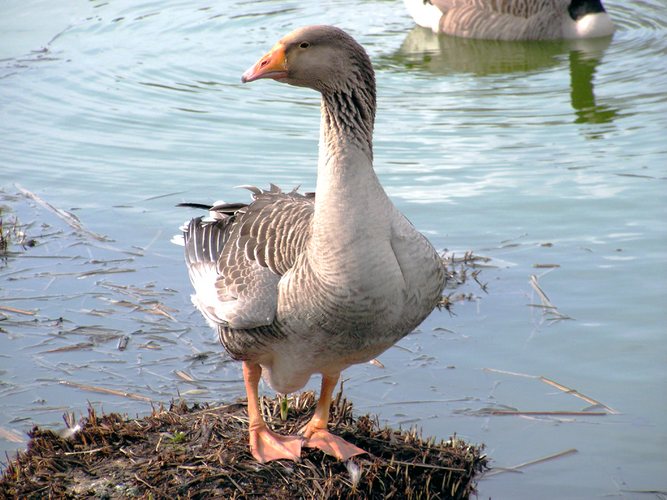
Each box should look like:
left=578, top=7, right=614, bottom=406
left=432, top=0, right=567, bottom=18
left=182, top=187, right=315, bottom=359
left=322, top=89, right=375, bottom=163
left=409, top=0, right=612, bottom=40
left=434, top=0, right=570, bottom=39
left=219, top=188, right=314, bottom=278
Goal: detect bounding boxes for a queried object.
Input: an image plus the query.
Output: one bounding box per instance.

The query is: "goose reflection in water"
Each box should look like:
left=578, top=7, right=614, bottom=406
left=385, top=27, right=617, bottom=127
left=567, top=43, right=617, bottom=125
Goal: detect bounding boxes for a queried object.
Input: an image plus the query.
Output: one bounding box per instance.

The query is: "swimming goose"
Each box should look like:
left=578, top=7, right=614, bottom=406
left=179, top=25, right=446, bottom=463
left=404, top=0, right=615, bottom=40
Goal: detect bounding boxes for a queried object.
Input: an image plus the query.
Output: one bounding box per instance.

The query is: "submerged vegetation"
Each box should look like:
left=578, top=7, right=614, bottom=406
left=0, top=201, right=38, bottom=270
left=0, top=208, right=29, bottom=259
left=439, top=251, right=490, bottom=311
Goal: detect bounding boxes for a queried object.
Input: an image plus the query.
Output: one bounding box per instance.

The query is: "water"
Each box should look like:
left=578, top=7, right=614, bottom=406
left=1, top=1, right=666, bottom=497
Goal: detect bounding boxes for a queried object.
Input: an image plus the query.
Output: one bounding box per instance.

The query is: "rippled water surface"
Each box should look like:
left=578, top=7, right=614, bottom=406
left=1, top=1, right=666, bottom=497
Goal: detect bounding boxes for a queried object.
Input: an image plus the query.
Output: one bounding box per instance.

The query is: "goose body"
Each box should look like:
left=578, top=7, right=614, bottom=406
left=404, top=0, right=615, bottom=40
left=180, top=25, right=445, bottom=462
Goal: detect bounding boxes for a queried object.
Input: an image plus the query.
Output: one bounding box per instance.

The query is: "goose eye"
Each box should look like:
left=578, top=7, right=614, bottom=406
left=299, top=41, right=310, bottom=49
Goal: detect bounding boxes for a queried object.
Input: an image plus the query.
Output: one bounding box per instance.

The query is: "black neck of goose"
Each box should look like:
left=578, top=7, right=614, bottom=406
left=569, top=0, right=606, bottom=20
left=320, top=79, right=376, bottom=162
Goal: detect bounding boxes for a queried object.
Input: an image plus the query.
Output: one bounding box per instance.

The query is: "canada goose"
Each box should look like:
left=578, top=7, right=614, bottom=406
left=404, top=0, right=615, bottom=40
left=178, top=25, right=446, bottom=463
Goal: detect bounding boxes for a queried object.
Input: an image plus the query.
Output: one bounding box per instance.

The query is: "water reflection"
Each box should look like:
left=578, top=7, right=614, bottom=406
left=385, top=27, right=617, bottom=126
left=568, top=46, right=617, bottom=125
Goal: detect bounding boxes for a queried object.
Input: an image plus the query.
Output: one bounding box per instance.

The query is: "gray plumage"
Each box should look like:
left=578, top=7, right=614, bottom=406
left=404, top=0, right=615, bottom=40
left=181, top=25, right=446, bottom=395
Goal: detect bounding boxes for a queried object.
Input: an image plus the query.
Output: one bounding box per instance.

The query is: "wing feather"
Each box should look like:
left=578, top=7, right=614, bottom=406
left=182, top=186, right=314, bottom=330
left=431, top=0, right=557, bottom=18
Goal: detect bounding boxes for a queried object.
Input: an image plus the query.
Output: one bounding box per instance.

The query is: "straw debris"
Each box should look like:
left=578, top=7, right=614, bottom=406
left=1, top=392, right=486, bottom=499
left=438, top=251, right=490, bottom=311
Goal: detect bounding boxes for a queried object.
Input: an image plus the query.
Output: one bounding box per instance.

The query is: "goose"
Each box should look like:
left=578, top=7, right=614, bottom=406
left=404, top=0, right=615, bottom=40
left=178, top=25, right=446, bottom=463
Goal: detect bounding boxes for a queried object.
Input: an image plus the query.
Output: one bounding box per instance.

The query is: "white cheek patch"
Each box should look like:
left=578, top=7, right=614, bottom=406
left=563, top=12, right=615, bottom=39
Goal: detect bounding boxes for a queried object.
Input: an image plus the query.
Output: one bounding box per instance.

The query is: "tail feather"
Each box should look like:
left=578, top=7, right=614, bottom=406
left=183, top=216, right=233, bottom=267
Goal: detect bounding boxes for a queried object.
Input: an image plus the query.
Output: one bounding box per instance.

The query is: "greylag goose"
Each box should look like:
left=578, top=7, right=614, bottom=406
left=179, top=25, right=446, bottom=463
left=404, top=0, right=615, bottom=40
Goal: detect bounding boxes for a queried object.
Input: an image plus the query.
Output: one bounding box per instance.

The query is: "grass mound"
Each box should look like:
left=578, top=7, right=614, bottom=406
left=1, top=391, right=486, bottom=499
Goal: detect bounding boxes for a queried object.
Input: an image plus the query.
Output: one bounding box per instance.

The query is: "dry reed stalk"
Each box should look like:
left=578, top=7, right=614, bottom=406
left=483, top=368, right=618, bottom=415
left=0, top=305, right=36, bottom=315
left=484, top=448, right=578, bottom=477
left=59, top=380, right=153, bottom=402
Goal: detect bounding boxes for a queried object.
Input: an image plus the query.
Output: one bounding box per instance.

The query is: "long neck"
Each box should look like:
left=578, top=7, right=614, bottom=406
left=320, top=87, right=375, bottom=162
left=309, top=83, right=393, bottom=272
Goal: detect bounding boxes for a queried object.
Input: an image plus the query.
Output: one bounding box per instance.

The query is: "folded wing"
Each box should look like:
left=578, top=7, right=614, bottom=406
left=183, top=187, right=314, bottom=329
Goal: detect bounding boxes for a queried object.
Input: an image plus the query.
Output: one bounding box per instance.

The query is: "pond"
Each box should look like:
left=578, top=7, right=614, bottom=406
left=1, top=1, right=666, bottom=497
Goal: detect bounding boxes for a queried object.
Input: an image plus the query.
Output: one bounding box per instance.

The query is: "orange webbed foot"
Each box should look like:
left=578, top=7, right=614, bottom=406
left=301, top=423, right=367, bottom=461
left=249, top=425, right=302, bottom=463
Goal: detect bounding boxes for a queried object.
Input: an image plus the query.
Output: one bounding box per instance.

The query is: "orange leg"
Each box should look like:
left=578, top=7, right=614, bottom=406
left=243, top=361, right=302, bottom=463
left=300, top=373, right=367, bottom=460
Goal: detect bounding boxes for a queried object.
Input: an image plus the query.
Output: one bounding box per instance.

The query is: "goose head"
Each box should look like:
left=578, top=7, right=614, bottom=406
left=241, top=25, right=374, bottom=96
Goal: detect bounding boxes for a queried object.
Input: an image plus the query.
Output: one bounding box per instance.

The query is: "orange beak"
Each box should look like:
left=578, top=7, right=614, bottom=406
left=241, top=44, right=288, bottom=83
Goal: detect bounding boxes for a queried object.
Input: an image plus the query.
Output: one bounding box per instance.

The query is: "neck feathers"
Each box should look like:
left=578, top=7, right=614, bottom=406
left=320, top=63, right=376, bottom=162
